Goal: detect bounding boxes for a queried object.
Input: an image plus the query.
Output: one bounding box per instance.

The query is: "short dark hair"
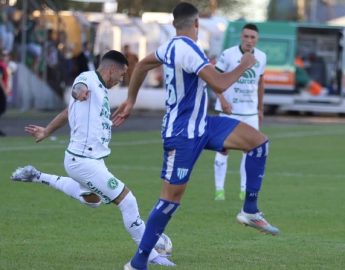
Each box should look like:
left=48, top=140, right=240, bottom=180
left=102, top=50, right=128, bottom=66
left=172, top=2, right=198, bottom=29
left=242, top=23, right=259, bottom=33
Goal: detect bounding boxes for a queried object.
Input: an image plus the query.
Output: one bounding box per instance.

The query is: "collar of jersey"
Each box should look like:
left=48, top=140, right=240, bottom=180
left=174, top=35, right=196, bottom=43
left=95, top=71, right=107, bottom=88
left=239, top=45, right=254, bottom=55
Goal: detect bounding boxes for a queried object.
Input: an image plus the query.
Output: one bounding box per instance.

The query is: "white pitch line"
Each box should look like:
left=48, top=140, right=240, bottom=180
left=270, top=129, right=344, bottom=139
left=0, top=139, right=161, bottom=152
left=0, top=129, right=343, bottom=152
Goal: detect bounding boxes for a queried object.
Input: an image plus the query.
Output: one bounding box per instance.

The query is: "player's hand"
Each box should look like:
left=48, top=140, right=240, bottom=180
left=220, top=96, right=232, bottom=114
left=111, top=100, right=134, bottom=127
left=24, top=125, right=48, bottom=143
left=240, top=52, right=256, bottom=69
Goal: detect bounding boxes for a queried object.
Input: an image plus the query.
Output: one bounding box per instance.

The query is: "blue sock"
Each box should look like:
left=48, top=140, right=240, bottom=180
left=244, top=191, right=259, bottom=213
left=131, top=199, right=179, bottom=270
left=243, top=140, right=269, bottom=214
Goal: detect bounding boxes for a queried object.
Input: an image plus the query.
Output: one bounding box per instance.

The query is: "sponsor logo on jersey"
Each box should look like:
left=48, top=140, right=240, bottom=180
left=177, top=168, right=189, bottom=180
left=107, top=177, right=119, bottom=189
left=100, top=97, right=110, bottom=118
left=242, top=68, right=255, bottom=79
left=86, top=181, right=111, bottom=203
left=238, top=68, right=256, bottom=84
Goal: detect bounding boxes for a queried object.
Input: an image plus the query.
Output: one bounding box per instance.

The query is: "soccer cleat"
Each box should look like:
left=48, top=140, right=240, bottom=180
left=239, top=191, right=245, bottom=201
left=215, top=189, right=225, bottom=200
left=236, top=210, right=280, bottom=235
left=11, top=165, right=40, bottom=182
left=123, top=262, right=142, bottom=270
left=150, top=255, right=176, bottom=266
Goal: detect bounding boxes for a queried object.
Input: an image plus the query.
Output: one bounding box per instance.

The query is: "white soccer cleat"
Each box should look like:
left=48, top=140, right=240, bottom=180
left=150, top=255, right=176, bottom=266
left=11, top=165, right=40, bottom=182
left=123, top=262, right=139, bottom=270
left=236, top=210, right=280, bottom=236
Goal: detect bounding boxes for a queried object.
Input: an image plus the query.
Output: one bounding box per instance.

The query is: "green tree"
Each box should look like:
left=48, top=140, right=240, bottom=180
left=15, top=0, right=244, bottom=16
left=117, top=0, right=244, bottom=16
left=267, top=0, right=298, bottom=21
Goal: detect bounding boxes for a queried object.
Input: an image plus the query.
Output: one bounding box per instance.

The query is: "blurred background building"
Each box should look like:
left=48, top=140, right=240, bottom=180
left=0, top=0, right=345, bottom=113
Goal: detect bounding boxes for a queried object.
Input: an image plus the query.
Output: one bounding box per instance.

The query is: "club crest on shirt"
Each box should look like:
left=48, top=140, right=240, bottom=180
left=177, top=168, right=189, bottom=180
left=107, top=178, right=119, bottom=189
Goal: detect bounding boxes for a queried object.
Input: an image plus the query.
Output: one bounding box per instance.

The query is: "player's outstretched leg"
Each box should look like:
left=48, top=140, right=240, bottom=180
left=237, top=140, right=279, bottom=235
left=11, top=165, right=40, bottom=182
left=11, top=165, right=101, bottom=208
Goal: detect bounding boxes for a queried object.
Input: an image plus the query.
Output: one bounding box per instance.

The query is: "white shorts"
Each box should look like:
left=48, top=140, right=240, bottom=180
left=64, top=151, right=125, bottom=204
left=219, top=113, right=259, bottom=130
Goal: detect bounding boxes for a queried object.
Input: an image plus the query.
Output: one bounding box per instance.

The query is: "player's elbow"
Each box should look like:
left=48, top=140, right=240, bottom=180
left=209, top=81, right=227, bottom=94
left=214, top=85, right=227, bottom=94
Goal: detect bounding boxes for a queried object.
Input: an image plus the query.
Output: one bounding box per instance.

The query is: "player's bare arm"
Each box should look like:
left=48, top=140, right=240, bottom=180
left=218, top=93, right=232, bottom=114
left=25, top=108, right=68, bottom=143
left=199, top=52, right=255, bottom=93
left=258, top=75, right=265, bottom=127
left=72, top=83, right=90, bottom=101
left=112, top=53, right=161, bottom=127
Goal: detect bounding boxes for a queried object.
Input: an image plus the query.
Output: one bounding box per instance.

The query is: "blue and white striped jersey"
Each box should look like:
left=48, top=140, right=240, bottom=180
left=155, top=36, right=210, bottom=139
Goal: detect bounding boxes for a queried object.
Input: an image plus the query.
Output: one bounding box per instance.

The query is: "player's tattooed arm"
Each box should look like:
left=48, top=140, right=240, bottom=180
left=72, top=83, right=90, bottom=101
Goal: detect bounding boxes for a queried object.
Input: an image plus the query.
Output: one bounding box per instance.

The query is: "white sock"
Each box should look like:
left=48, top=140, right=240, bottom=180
left=240, top=153, right=247, bottom=192
left=214, top=152, right=228, bottom=191
left=36, top=173, right=99, bottom=207
left=117, top=191, right=159, bottom=261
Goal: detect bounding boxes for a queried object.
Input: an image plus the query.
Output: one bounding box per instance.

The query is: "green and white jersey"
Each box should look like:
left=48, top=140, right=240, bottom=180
left=67, top=71, right=112, bottom=159
left=215, top=45, right=266, bottom=115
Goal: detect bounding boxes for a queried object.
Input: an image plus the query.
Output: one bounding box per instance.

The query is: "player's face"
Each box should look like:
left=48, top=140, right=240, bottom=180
left=240, top=28, right=258, bottom=53
left=109, top=64, right=128, bottom=87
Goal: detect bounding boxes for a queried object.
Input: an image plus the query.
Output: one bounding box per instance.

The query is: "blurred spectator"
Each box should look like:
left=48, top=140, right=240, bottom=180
left=0, top=6, right=15, bottom=53
left=46, top=29, right=64, bottom=98
left=74, top=41, right=95, bottom=77
left=58, top=30, right=75, bottom=86
left=122, top=44, right=138, bottom=86
left=26, top=17, right=45, bottom=73
left=295, top=55, right=322, bottom=96
left=305, top=53, right=327, bottom=87
left=0, top=50, right=10, bottom=136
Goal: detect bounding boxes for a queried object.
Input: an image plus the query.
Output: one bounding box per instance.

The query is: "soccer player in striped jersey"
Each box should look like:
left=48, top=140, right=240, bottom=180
left=114, top=3, right=280, bottom=270
left=213, top=23, right=267, bottom=201
left=11, top=50, right=174, bottom=267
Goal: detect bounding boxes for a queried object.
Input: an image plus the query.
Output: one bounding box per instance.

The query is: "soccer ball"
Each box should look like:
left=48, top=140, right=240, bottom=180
left=154, top=233, right=173, bottom=257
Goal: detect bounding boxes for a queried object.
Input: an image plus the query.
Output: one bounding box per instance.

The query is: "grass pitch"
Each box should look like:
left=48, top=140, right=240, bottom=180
left=1, top=123, right=344, bottom=270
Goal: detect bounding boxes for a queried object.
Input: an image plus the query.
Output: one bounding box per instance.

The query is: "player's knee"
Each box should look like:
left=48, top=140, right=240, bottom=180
left=248, top=139, right=269, bottom=157
left=81, top=193, right=102, bottom=208
left=84, top=200, right=102, bottom=208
